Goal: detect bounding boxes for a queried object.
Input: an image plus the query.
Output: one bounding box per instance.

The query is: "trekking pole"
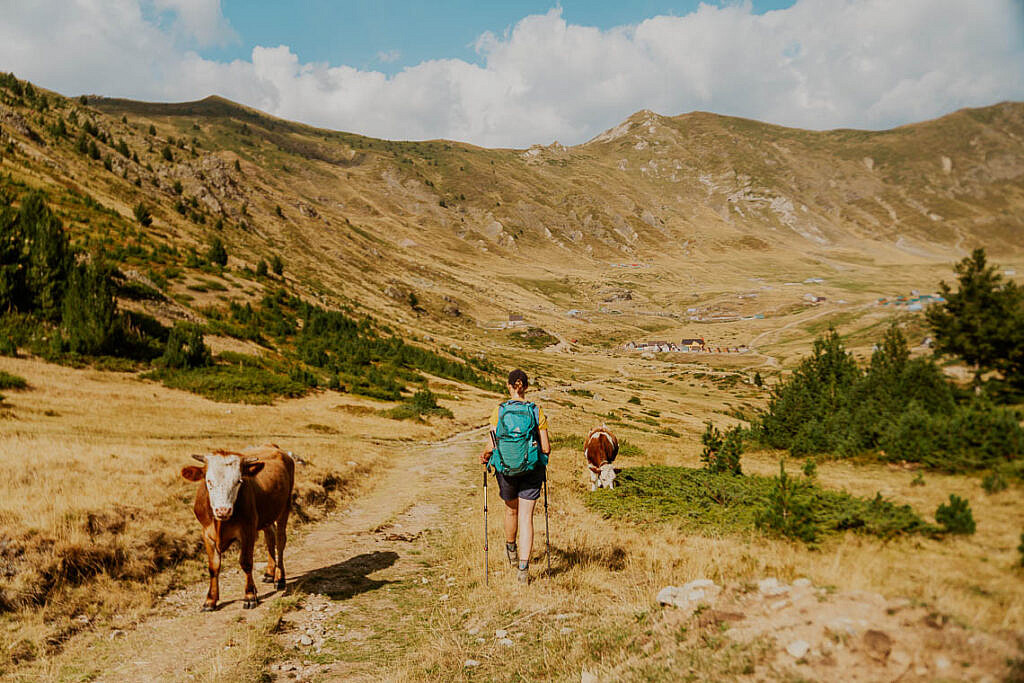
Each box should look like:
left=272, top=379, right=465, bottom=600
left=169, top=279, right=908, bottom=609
left=543, top=477, right=551, bottom=573
left=483, top=464, right=489, bottom=586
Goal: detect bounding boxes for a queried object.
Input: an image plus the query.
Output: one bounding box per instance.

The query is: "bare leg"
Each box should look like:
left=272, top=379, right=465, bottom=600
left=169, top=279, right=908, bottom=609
left=503, top=498, right=519, bottom=544
left=517, top=498, right=537, bottom=565
left=262, top=526, right=277, bottom=583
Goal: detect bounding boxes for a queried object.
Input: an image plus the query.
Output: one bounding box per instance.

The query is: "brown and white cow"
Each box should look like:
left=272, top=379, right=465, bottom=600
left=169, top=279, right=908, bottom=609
left=584, top=426, right=619, bottom=491
left=180, top=444, right=294, bottom=611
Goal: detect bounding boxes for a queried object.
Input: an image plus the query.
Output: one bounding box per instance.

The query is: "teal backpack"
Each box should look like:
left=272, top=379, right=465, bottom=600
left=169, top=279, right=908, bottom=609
left=491, top=401, right=546, bottom=475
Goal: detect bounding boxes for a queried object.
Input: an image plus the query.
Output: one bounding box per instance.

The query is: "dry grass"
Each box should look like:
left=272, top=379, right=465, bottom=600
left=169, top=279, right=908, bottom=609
left=0, top=354, right=488, bottom=673
left=376, top=402, right=1024, bottom=681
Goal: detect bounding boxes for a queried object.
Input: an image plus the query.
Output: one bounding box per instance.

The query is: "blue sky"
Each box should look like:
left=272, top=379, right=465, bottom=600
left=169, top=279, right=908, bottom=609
left=204, top=1, right=796, bottom=75
left=2, top=1, right=1022, bottom=147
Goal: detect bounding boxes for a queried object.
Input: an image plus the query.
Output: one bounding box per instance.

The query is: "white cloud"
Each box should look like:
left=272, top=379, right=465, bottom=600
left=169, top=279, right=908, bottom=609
left=376, top=49, right=401, bottom=64
left=151, top=0, right=238, bottom=47
left=1, top=1, right=1022, bottom=147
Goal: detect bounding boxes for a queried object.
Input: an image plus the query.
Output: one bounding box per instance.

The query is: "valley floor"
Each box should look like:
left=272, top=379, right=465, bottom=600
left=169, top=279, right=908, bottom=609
left=2, top=357, right=1023, bottom=682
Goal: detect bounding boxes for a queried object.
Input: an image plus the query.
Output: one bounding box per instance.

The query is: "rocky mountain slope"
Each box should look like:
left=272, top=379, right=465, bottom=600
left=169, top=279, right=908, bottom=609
left=1, top=73, right=1022, bottom=349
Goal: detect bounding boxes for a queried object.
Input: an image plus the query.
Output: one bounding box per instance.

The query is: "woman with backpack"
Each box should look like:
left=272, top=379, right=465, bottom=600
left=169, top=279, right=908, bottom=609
left=480, top=369, right=550, bottom=584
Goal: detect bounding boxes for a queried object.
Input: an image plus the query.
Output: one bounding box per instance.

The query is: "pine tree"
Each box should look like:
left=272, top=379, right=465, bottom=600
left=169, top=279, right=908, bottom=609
left=0, top=203, right=27, bottom=313
left=935, top=494, right=976, bottom=535
left=133, top=202, right=153, bottom=227
left=206, top=237, right=228, bottom=267
left=61, top=261, right=120, bottom=355
left=21, top=192, right=72, bottom=320
left=160, top=323, right=210, bottom=369
left=927, top=248, right=1024, bottom=387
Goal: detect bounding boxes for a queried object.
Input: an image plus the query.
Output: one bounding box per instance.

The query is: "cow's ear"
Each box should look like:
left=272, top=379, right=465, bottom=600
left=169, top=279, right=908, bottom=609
left=241, top=460, right=264, bottom=477
left=191, top=454, right=206, bottom=464
left=181, top=465, right=205, bottom=482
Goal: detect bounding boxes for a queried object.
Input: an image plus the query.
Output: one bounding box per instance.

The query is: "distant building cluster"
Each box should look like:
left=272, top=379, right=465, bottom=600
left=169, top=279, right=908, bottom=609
left=623, top=338, right=750, bottom=354
left=877, top=291, right=946, bottom=312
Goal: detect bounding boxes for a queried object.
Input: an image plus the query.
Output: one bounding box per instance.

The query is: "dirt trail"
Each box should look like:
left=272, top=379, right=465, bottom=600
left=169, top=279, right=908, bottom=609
left=87, top=426, right=486, bottom=682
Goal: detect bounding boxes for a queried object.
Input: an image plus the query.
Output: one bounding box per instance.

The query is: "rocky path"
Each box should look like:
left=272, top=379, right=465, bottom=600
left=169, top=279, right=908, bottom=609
left=87, top=427, right=485, bottom=682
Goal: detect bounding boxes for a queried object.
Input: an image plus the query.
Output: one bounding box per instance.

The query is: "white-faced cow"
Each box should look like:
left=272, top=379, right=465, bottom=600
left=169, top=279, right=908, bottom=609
left=180, top=444, right=294, bottom=611
left=584, top=426, right=619, bottom=491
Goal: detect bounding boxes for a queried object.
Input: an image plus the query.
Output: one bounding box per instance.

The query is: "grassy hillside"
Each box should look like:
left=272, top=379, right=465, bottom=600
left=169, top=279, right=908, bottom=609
left=0, top=72, right=1021, bottom=366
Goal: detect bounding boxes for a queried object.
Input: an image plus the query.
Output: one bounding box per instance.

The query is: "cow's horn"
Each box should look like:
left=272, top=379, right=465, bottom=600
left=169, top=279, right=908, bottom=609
left=191, top=454, right=206, bottom=463
left=241, top=456, right=259, bottom=464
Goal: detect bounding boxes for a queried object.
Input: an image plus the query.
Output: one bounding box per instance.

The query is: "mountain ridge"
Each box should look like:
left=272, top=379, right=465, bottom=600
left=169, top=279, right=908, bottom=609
left=1, top=74, right=1022, bottom=356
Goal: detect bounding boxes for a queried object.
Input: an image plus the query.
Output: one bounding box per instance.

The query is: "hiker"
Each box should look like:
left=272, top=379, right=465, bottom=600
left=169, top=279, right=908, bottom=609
left=480, top=369, right=550, bottom=584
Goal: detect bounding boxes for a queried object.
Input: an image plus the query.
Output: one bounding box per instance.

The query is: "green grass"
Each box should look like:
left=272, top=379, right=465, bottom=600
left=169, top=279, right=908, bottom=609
left=587, top=465, right=937, bottom=542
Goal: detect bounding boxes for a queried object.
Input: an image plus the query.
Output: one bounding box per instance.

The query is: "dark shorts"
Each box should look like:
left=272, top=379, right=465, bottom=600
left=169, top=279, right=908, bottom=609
left=495, top=466, right=546, bottom=502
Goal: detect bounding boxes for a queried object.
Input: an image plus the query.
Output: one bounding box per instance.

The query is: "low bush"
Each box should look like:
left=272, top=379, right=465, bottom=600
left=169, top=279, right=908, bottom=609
left=757, top=461, right=819, bottom=542
left=144, top=365, right=308, bottom=404
left=587, top=464, right=937, bottom=544
left=509, top=327, right=558, bottom=349
left=878, top=400, right=1023, bottom=472
left=0, top=370, right=27, bottom=390
left=700, top=421, right=742, bottom=475
left=935, top=494, right=976, bottom=535
left=159, top=323, right=210, bottom=370
left=383, top=388, right=454, bottom=421
left=756, top=325, right=1024, bottom=471
left=981, top=471, right=1008, bottom=494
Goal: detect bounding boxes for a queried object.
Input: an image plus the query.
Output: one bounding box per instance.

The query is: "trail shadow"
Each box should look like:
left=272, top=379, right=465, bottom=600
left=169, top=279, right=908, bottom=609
left=544, top=544, right=628, bottom=577
left=287, top=550, right=400, bottom=600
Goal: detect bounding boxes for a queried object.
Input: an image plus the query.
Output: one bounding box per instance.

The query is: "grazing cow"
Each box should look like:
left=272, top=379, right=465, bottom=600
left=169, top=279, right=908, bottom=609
left=180, top=444, right=294, bottom=611
left=584, top=426, right=619, bottom=491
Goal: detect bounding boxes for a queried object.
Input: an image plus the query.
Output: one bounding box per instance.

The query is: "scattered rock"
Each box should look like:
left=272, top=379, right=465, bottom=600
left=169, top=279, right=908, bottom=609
left=863, top=630, right=892, bottom=660
left=497, top=638, right=514, bottom=648
left=581, top=670, right=600, bottom=683
left=792, top=578, right=812, bottom=589
left=758, top=577, right=789, bottom=596
left=656, top=579, right=721, bottom=616
left=825, top=618, right=859, bottom=639
left=299, top=635, right=313, bottom=646
left=560, top=627, right=573, bottom=635
left=494, top=629, right=508, bottom=638
left=786, top=640, right=810, bottom=659
left=599, top=288, right=632, bottom=302
left=464, top=659, right=481, bottom=668
left=109, top=629, right=126, bottom=640
left=935, top=655, right=950, bottom=670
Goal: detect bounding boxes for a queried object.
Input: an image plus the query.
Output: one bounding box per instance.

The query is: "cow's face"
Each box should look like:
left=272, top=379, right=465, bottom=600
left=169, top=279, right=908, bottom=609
left=182, top=453, right=263, bottom=520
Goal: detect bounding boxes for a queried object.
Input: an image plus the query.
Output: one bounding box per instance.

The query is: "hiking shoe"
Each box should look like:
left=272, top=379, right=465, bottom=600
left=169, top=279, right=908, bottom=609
left=505, top=542, right=517, bottom=567
left=517, top=567, right=529, bottom=585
